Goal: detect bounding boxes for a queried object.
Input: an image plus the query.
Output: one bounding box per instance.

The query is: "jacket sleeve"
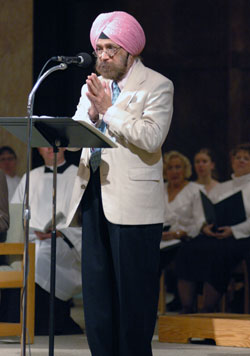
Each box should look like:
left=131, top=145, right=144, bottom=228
left=104, top=78, right=174, bottom=153
left=0, top=170, right=9, bottom=239
left=73, top=70, right=174, bottom=154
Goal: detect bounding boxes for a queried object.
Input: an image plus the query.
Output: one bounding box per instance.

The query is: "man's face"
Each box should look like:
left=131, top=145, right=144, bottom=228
left=95, top=39, right=132, bottom=81
left=38, top=147, right=65, bottom=166
left=0, top=151, right=17, bottom=177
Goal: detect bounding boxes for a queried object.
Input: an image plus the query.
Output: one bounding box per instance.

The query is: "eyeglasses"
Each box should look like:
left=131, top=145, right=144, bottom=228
left=93, top=46, right=121, bottom=58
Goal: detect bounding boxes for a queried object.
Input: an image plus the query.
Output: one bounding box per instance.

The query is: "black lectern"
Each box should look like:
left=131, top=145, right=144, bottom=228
left=0, top=116, right=116, bottom=355
left=0, top=116, right=116, bottom=148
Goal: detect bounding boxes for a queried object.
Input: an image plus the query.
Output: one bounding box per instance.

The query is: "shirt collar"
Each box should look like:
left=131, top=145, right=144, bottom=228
left=112, top=59, right=137, bottom=92
left=44, top=160, right=69, bottom=174
left=231, top=172, right=250, bottom=187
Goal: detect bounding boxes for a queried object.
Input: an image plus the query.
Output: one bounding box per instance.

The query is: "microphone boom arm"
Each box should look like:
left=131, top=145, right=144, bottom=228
left=27, top=63, right=67, bottom=117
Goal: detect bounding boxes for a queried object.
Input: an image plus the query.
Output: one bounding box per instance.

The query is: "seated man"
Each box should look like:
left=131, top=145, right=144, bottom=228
left=0, top=147, right=82, bottom=335
left=0, top=146, right=21, bottom=201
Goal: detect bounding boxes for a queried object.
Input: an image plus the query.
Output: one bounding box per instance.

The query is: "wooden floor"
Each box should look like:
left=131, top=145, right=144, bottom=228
left=1, top=334, right=250, bottom=356
left=1, top=298, right=250, bottom=355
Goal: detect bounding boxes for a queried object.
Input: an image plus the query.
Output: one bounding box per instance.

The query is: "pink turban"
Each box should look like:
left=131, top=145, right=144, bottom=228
left=90, top=11, right=146, bottom=56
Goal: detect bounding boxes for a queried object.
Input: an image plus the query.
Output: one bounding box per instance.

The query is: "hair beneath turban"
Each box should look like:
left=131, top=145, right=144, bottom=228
left=90, top=11, right=146, bottom=56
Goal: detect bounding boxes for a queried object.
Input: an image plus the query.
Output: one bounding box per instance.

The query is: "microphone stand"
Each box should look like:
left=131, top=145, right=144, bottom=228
left=22, top=63, right=67, bottom=356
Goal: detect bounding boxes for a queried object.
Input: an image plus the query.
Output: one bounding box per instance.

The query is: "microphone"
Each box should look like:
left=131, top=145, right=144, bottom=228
left=51, top=52, right=92, bottom=68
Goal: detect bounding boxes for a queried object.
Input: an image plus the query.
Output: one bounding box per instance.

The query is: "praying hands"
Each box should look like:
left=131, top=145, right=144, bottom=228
left=86, top=73, right=112, bottom=117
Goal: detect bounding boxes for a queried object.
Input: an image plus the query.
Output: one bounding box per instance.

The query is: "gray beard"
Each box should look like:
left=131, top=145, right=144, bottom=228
left=95, top=54, right=129, bottom=81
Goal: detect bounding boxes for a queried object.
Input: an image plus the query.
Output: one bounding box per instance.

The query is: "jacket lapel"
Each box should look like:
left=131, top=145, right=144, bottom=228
left=113, top=60, right=146, bottom=110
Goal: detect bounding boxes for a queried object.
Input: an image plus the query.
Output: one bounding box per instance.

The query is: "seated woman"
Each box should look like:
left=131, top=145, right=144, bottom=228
left=177, top=143, right=250, bottom=313
left=161, top=151, right=205, bottom=309
left=162, top=151, right=205, bottom=240
left=193, top=148, right=219, bottom=193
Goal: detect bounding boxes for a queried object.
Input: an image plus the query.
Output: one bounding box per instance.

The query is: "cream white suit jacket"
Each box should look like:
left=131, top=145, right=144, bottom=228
left=67, top=60, right=174, bottom=226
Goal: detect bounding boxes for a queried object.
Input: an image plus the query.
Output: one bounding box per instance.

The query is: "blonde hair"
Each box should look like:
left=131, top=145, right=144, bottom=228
left=163, top=150, right=192, bottom=179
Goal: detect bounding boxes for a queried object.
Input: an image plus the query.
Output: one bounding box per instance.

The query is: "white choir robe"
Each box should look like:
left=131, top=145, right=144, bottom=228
left=164, top=181, right=206, bottom=238
left=209, top=173, right=250, bottom=239
left=6, top=174, right=21, bottom=201
left=11, top=164, right=82, bottom=301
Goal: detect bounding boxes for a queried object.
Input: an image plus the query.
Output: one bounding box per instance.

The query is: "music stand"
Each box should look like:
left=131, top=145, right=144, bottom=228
left=0, top=116, right=116, bottom=355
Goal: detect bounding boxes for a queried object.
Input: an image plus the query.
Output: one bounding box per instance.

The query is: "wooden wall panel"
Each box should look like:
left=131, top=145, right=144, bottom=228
left=227, top=0, right=250, bottom=150
left=0, top=0, right=33, bottom=176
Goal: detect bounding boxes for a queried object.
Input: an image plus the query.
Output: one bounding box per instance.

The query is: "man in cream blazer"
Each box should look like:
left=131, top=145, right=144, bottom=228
left=68, top=11, right=173, bottom=356
left=68, top=59, right=173, bottom=226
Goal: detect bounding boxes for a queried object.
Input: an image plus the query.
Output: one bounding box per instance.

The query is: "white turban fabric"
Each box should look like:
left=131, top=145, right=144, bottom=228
left=90, top=11, right=146, bottom=56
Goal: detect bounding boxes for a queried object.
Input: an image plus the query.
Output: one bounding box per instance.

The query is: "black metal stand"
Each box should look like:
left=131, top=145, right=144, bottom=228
left=22, top=63, right=67, bottom=356
left=48, top=145, right=59, bottom=356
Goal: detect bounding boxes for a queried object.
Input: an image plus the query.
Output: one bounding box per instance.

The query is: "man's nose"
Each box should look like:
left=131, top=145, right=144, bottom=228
left=100, top=51, right=109, bottom=60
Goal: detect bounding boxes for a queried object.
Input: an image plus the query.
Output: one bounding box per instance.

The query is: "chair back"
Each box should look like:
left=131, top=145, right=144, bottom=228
left=7, top=203, right=24, bottom=243
left=3, top=203, right=24, bottom=269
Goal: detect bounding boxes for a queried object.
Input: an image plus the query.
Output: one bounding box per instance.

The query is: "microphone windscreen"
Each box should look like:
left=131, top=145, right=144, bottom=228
left=77, top=52, right=92, bottom=68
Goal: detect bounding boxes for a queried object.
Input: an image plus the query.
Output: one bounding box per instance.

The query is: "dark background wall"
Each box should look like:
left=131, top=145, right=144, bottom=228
left=32, top=0, right=250, bottom=179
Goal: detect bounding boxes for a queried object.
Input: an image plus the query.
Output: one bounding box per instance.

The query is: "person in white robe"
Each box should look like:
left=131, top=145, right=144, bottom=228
left=9, top=147, right=83, bottom=335
left=164, top=181, right=205, bottom=238
left=178, top=143, right=250, bottom=313
left=208, top=163, right=250, bottom=239
left=162, top=151, right=205, bottom=241
left=193, top=148, right=219, bottom=194
left=161, top=151, right=205, bottom=311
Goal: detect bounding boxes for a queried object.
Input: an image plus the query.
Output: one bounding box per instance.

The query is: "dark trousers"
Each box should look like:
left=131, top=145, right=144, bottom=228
left=81, top=168, right=162, bottom=356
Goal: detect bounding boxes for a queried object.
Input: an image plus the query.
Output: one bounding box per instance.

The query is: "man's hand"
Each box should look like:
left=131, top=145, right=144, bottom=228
left=88, top=104, right=99, bottom=123
left=86, top=73, right=112, bottom=115
left=35, top=230, right=63, bottom=240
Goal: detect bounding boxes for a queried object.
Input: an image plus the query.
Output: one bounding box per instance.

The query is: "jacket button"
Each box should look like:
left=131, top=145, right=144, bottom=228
left=81, top=184, right=86, bottom=189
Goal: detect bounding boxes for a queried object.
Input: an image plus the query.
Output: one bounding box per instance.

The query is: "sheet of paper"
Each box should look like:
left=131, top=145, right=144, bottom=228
left=160, top=239, right=181, bottom=250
